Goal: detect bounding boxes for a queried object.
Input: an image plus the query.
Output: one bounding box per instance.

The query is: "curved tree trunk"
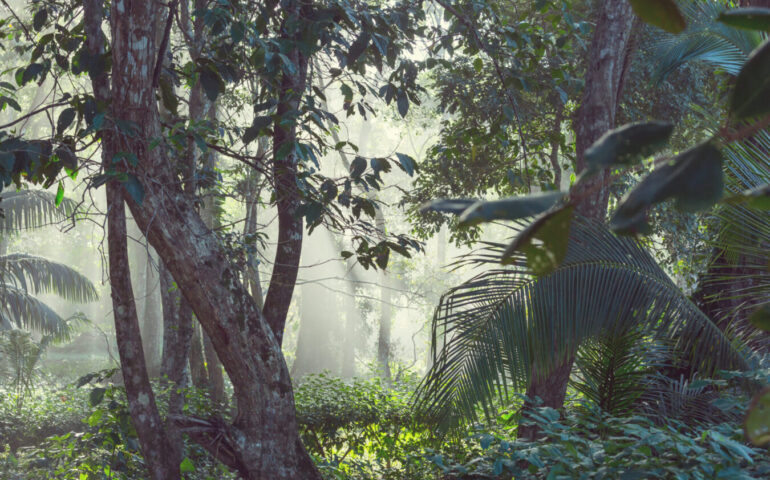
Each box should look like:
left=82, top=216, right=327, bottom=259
left=87, top=2, right=321, bottom=478
left=519, top=0, right=637, bottom=440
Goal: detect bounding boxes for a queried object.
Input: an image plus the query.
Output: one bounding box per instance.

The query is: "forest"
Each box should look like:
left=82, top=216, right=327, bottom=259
left=0, top=0, right=769, bottom=478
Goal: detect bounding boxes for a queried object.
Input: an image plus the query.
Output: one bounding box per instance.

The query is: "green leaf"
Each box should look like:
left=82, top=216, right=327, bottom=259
left=396, top=91, right=409, bottom=117
left=731, top=38, right=770, bottom=119
left=503, top=205, right=574, bottom=276
left=745, top=388, right=770, bottom=446
left=395, top=152, right=416, bottom=176
left=89, top=387, right=106, bottom=406
left=198, top=66, right=224, bottom=102
left=584, top=122, right=673, bottom=173
left=158, top=75, right=179, bottom=116
left=243, top=116, right=272, bottom=145
left=33, top=8, right=48, bottom=32
left=0, top=95, right=21, bottom=112
left=459, top=192, right=564, bottom=227
left=718, top=7, right=770, bottom=32
left=628, top=0, right=686, bottom=34
left=349, top=156, right=367, bottom=178
left=420, top=199, right=477, bottom=215
left=180, top=457, right=196, bottom=473
left=611, top=142, right=723, bottom=234
left=19, top=63, right=45, bottom=86
left=724, top=184, right=770, bottom=210
left=473, top=57, right=483, bottom=73
left=55, top=181, right=64, bottom=207
left=347, top=30, right=369, bottom=66
left=56, top=108, right=77, bottom=135
left=122, top=174, right=145, bottom=205
left=748, top=305, right=770, bottom=332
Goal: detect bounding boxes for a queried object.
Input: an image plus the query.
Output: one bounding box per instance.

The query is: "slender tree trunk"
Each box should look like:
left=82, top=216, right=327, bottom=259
left=519, top=0, right=637, bottom=440
left=159, top=262, right=193, bottom=462
left=189, top=324, right=208, bottom=389
left=84, top=1, right=179, bottom=477
left=262, top=3, right=311, bottom=343
left=200, top=104, right=226, bottom=405
left=142, top=250, right=163, bottom=377
left=95, top=3, right=321, bottom=477
left=377, top=268, right=393, bottom=381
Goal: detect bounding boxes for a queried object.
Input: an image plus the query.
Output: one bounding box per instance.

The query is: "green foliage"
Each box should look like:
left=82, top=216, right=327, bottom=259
left=414, top=218, right=745, bottom=427
left=422, top=405, right=770, bottom=479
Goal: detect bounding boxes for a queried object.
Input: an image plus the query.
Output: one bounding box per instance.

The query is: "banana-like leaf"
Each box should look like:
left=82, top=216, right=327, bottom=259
left=0, top=189, right=79, bottom=232
left=0, top=253, right=97, bottom=302
left=414, top=218, right=748, bottom=427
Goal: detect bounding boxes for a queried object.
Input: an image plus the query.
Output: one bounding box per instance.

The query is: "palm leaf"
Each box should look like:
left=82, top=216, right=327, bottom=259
left=0, top=253, right=98, bottom=303
left=572, top=328, right=668, bottom=416
left=0, top=189, right=79, bottom=233
left=414, top=218, right=748, bottom=426
left=653, top=0, right=764, bottom=81
left=0, top=284, right=80, bottom=341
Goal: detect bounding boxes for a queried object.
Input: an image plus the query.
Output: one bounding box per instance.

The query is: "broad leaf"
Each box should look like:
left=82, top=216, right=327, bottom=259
left=611, top=142, right=723, bottom=234
left=395, top=152, right=417, bottom=176
left=458, top=192, right=564, bottom=227
left=503, top=205, right=573, bottom=276
left=584, top=122, right=673, bottom=173
left=56, top=108, right=76, bottom=135
left=629, top=0, right=686, bottom=34
left=718, top=8, right=770, bottom=32
left=199, top=66, right=224, bottom=102
left=732, top=38, right=770, bottom=119
left=420, top=199, right=477, bottom=215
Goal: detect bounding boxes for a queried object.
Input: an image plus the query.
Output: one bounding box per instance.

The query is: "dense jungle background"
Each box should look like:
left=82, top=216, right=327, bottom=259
left=1, top=0, right=770, bottom=478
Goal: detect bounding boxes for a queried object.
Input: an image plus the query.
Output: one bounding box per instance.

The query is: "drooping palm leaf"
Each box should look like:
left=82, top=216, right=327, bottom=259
left=415, top=218, right=748, bottom=426
left=0, top=285, right=79, bottom=341
left=0, top=253, right=98, bottom=303
left=0, top=189, right=79, bottom=233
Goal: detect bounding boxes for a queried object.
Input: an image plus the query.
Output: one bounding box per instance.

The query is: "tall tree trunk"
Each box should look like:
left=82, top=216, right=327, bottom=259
left=200, top=103, right=226, bottom=405
left=377, top=268, right=393, bottom=381
left=519, top=0, right=637, bottom=440
left=262, top=3, right=311, bottom=343
left=142, top=250, right=163, bottom=377
left=93, top=2, right=321, bottom=477
left=189, top=323, right=208, bottom=389
left=84, top=1, right=179, bottom=477
left=159, top=262, right=193, bottom=463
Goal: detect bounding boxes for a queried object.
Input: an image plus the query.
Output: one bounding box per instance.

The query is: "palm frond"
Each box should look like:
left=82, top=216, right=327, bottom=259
left=0, top=284, right=78, bottom=340
left=414, top=218, right=748, bottom=427
left=653, top=1, right=764, bottom=81
left=0, top=189, right=79, bottom=233
left=0, top=253, right=98, bottom=303
left=572, top=328, right=667, bottom=416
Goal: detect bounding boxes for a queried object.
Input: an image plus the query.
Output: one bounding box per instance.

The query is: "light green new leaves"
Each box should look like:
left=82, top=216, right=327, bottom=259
left=629, top=0, right=686, bottom=34
left=584, top=122, right=674, bottom=174
left=611, top=142, right=723, bottom=234
left=732, top=38, right=770, bottom=119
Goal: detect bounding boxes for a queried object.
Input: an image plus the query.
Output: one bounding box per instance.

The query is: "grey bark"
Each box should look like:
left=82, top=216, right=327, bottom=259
left=520, top=0, right=637, bottom=440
